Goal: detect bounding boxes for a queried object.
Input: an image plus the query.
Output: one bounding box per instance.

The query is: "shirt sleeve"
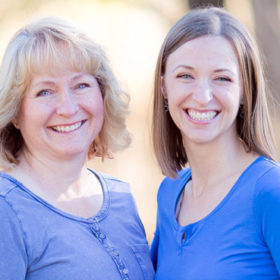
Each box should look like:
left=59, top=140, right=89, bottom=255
left=255, top=167, right=280, bottom=275
left=150, top=210, right=160, bottom=270
left=0, top=197, right=27, bottom=279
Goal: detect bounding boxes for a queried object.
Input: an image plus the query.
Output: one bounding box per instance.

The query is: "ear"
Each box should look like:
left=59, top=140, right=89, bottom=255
left=12, top=119, right=19, bottom=129
left=160, top=76, right=167, bottom=99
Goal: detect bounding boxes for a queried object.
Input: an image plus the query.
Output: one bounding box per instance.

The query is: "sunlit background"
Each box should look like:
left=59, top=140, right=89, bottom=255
left=1, top=0, right=279, bottom=242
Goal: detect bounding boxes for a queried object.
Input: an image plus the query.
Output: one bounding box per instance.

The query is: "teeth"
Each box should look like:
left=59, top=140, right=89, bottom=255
left=188, top=110, right=217, bottom=121
left=52, top=121, right=82, bottom=132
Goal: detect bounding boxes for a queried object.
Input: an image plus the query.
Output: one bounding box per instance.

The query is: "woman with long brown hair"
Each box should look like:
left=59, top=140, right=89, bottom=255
left=151, top=7, right=280, bottom=279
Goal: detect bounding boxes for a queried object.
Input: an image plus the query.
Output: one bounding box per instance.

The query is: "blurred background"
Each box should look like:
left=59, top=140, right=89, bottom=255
left=1, top=0, right=279, bottom=243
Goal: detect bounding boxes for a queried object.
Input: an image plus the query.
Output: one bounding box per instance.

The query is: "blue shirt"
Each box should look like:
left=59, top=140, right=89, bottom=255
left=0, top=170, right=154, bottom=280
left=151, top=156, right=280, bottom=279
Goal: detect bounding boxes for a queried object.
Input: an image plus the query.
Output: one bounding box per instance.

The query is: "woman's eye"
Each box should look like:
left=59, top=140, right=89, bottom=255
left=216, top=76, right=231, bottom=82
left=36, top=90, right=51, bottom=97
left=177, top=74, right=194, bottom=80
left=77, top=83, right=90, bottom=89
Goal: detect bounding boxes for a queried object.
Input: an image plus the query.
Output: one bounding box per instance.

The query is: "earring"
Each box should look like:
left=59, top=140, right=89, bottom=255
left=238, top=104, right=244, bottom=119
left=164, top=99, right=169, bottom=112
left=13, top=121, right=19, bottom=129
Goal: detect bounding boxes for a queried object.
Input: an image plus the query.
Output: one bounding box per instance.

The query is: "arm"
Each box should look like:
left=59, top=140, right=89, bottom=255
left=150, top=231, right=159, bottom=270
left=150, top=210, right=160, bottom=270
left=255, top=167, right=280, bottom=274
left=0, top=197, right=27, bottom=279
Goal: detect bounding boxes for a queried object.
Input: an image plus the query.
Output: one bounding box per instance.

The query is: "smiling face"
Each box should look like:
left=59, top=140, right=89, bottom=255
left=16, top=60, right=104, bottom=162
left=163, top=35, right=242, bottom=149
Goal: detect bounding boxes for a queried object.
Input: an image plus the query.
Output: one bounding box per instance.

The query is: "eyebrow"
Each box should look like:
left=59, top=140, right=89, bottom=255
left=172, top=65, right=236, bottom=75
left=172, top=65, right=194, bottom=73
left=32, top=73, right=93, bottom=88
left=71, top=73, right=87, bottom=81
left=213, top=69, right=235, bottom=75
left=32, top=80, right=56, bottom=88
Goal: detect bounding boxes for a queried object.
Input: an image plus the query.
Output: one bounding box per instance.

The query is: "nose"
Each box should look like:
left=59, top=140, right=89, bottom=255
left=56, top=89, right=78, bottom=116
left=192, top=79, right=213, bottom=106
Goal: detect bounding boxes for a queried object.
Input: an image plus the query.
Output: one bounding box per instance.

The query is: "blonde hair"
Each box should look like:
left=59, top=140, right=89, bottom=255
left=153, top=7, right=277, bottom=178
left=0, top=17, right=131, bottom=169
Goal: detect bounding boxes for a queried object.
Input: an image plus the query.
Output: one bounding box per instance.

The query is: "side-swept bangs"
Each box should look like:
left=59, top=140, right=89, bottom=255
left=0, top=17, right=131, bottom=169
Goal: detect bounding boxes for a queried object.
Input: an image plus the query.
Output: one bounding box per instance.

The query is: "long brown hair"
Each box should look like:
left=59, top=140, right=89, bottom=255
left=153, top=7, right=277, bottom=178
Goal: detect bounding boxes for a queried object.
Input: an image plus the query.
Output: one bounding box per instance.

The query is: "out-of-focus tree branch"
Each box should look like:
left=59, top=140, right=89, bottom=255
left=188, top=0, right=224, bottom=9
left=251, top=0, right=280, bottom=104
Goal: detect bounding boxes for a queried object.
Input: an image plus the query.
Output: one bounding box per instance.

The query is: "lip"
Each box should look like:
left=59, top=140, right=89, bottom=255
left=185, top=108, right=219, bottom=123
left=49, top=120, right=87, bottom=133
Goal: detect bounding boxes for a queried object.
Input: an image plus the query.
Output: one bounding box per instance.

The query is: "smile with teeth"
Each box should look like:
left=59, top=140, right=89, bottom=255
left=51, top=120, right=85, bottom=132
left=187, top=109, right=218, bottom=121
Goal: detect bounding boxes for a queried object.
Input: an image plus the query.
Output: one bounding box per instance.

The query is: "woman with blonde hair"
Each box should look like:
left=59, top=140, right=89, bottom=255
left=151, top=7, right=280, bottom=279
left=0, top=17, right=154, bottom=279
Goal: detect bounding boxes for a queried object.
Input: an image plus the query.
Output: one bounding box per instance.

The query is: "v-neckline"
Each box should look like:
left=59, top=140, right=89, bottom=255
left=172, top=155, right=265, bottom=244
left=0, top=168, right=110, bottom=224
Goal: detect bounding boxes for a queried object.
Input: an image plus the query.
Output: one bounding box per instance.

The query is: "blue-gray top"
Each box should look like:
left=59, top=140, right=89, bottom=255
left=0, top=170, right=154, bottom=280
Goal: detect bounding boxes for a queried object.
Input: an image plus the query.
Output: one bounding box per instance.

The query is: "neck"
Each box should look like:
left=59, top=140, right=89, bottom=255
left=184, top=135, right=257, bottom=197
left=9, top=148, right=89, bottom=198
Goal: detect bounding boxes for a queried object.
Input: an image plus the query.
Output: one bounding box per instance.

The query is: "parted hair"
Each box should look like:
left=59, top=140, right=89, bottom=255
left=0, top=17, right=131, bottom=169
left=153, top=7, right=277, bottom=178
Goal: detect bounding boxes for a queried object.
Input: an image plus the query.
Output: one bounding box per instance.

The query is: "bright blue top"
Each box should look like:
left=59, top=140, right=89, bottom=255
left=0, top=170, right=154, bottom=280
left=151, top=156, right=280, bottom=280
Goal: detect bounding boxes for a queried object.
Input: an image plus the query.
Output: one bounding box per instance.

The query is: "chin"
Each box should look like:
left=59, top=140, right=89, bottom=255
left=184, top=133, right=215, bottom=144
left=54, top=147, right=89, bottom=160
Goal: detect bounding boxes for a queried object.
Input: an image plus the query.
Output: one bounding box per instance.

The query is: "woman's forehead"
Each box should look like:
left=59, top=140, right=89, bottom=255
left=29, top=56, right=95, bottom=82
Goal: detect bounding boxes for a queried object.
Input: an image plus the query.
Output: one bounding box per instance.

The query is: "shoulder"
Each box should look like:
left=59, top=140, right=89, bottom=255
left=253, top=157, right=280, bottom=193
left=251, top=158, right=280, bottom=245
left=0, top=172, right=29, bottom=226
left=157, top=167, right=191, bottom=202
left=252, top=157, right=280, bottom=209
left=0, top=172, right=20, bottom=197
left=0, top=174, right=24, bottom=231
left=239, top=156, right=280, bottom=193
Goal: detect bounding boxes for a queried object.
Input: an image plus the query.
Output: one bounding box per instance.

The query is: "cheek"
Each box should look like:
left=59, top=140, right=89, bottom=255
left=86, top=92, right=104, bottom=119
left=166, top=85, right=192, bottom=109
left=17, top=100, right=55, bottom=135
left=17, top=102, right=35, bottom=128
left=90, top=96, right=105, bottom=136
left=229, top=89, right=243, bottom=112
left=20, top=103, right=49, bottom=123
left=215, top=85, right=242, bottom=108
